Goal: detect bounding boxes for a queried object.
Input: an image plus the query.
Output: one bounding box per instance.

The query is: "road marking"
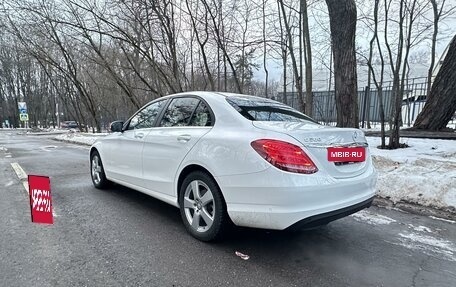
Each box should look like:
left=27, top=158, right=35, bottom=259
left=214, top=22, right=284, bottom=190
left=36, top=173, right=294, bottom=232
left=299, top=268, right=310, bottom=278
left=11, top=162, right=28, bottom=180
left=22, top=181, right=29, bottom=194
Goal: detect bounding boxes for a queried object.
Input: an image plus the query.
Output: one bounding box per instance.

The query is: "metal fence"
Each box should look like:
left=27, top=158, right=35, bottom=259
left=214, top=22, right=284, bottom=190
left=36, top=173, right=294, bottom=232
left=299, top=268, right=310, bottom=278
left=275, top=77, right=429, bottom=127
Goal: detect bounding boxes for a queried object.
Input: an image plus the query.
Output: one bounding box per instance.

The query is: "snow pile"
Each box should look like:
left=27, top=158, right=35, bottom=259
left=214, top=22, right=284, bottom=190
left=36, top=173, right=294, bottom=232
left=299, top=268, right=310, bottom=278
left=55, top=132, right=105, bottom=146
left=368, top=137, right=456, bottom=212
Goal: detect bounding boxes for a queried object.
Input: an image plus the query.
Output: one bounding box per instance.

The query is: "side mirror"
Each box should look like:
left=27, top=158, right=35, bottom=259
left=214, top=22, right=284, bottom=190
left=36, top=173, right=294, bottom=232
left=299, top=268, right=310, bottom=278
left=110, top=121, right=124, bottom=133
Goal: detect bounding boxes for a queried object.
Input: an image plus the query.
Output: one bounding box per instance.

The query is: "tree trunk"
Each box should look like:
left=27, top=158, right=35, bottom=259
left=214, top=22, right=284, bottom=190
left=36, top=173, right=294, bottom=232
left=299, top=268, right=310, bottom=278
left=262, top=0, right=269, bottom=97
left=278, top=0, right=287, bottom=105
left=301, top=0, right=313, bottom=117
left=414, top=34, right=456, bottom=131
left=325, top=0, right=359, bottom=127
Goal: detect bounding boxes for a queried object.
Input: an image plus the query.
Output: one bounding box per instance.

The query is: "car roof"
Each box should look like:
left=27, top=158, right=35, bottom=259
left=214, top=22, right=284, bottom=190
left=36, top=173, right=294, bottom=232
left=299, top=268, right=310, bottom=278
left=167, top=91, right=279, bottom=103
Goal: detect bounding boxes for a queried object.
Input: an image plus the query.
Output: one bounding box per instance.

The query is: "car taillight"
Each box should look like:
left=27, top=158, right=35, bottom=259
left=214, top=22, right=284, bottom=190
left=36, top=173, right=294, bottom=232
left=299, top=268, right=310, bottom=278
left=251, top=139, right=318, bottom=174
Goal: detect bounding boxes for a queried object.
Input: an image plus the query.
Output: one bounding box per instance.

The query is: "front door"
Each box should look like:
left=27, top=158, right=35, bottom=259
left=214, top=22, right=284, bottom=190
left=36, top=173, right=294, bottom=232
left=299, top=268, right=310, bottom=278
left=106, top=99, right=167, bottom=187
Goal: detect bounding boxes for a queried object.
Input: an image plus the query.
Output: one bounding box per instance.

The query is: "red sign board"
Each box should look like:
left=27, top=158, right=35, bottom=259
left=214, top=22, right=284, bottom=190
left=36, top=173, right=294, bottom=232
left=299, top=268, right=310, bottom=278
left=28, top=175, right=53, bottom=224
left=327, top=147, right=366, bottom=162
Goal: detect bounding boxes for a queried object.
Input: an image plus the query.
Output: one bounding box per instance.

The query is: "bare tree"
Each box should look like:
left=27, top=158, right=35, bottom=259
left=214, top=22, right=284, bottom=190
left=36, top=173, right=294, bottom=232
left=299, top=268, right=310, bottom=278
left=185, top=0, right=215, bottom=90
left=278, top=0, right=304, bottom=111
left=365, top=0, right=387, bottom=148
left=382, top=0, right=431, bottom=148
left=426, top=0, right=455, bottom=97
left=325, top=0, right=359, bottom=127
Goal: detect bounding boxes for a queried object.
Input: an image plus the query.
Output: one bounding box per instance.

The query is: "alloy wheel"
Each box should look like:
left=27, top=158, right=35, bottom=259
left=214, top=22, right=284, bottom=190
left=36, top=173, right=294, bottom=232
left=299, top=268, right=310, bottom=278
left=91, top=155, right=102, bottom=185
left=183, top=180, right=215, bottom=233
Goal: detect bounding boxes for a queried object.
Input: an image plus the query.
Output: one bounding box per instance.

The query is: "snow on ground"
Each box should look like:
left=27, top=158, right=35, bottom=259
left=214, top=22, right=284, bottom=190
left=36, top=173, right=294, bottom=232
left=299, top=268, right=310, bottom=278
left=54, top=132, right=456, bottom=212
left=368, top=137, right=456, bottom=212
left=396, top=232, right=456, bottom=261
left=351, top=209, right=397, bottom=225
left=350, top=209, right=456, bottom=261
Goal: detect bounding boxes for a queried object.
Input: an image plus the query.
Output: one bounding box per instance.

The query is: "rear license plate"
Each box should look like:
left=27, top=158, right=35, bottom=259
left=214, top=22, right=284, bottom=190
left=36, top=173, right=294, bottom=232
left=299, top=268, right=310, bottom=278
left=327, top=147, right=366, bottom=162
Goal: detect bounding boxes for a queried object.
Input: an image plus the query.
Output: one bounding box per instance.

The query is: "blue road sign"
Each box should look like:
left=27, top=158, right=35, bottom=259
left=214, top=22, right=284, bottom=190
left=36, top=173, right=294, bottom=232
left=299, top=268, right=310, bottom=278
left=18, top=102, right=27, bottom=114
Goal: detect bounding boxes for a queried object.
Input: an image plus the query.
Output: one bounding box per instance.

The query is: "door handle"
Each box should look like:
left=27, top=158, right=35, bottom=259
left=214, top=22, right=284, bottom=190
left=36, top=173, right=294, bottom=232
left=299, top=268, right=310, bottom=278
left=177, top=134, right=191, bottom=142
left=135, top=132, right=144, bottom=139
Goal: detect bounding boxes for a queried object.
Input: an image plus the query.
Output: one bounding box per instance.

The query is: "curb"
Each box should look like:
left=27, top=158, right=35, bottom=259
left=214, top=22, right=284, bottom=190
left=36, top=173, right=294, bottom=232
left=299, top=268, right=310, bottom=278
left=373, top=197, right=456, bottom=221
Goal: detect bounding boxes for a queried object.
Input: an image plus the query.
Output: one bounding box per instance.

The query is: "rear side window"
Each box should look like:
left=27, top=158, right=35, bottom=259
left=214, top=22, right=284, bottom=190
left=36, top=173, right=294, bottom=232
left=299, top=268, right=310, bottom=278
left=226, top=96, right=316, bottom=123
left=189, top=101, right=212, bottom=126
left=160, top=97, right=200, bottom=127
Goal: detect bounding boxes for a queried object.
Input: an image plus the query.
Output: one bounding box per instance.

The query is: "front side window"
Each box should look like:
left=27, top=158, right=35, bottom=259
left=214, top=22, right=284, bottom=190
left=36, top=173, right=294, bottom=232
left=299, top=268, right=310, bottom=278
left=159, top=97, right=200, bottom=127
left=128, top=100, right=166, bottom=130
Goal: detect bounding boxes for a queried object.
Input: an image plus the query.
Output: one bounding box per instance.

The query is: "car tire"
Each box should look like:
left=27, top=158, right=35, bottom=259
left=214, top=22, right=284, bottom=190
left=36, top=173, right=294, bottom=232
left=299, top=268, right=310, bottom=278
left=179, top=171, right=228, bottom=242
left=90, top=150, right=109, bottom=189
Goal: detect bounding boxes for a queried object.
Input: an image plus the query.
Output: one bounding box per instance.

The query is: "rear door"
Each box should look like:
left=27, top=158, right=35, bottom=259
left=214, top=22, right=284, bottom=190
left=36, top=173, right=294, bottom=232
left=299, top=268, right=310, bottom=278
left=141, top=96, right=213, bottom=196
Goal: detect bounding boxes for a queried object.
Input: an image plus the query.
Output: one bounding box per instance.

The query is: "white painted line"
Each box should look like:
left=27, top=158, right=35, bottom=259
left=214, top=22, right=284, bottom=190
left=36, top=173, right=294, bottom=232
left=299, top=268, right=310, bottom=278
left=23, top=181, right=29, bottom=194
left=10, top=162, right=28, bottom=180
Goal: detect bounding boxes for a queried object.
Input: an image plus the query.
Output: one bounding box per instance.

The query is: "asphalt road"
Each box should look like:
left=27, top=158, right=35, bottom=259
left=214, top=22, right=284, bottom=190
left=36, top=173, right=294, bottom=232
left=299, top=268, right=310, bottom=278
left=1, top=129, right=455, bottom=287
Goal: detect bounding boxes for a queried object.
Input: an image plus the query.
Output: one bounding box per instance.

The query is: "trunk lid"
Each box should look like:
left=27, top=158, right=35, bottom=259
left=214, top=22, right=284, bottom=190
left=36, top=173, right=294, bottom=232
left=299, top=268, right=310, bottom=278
left=252, top=121, right=370, bottom=179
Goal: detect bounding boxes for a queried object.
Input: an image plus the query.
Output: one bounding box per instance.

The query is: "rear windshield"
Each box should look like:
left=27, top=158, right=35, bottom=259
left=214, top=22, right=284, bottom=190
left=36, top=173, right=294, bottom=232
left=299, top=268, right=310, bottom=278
left=226, top=96, right=316, bottom=123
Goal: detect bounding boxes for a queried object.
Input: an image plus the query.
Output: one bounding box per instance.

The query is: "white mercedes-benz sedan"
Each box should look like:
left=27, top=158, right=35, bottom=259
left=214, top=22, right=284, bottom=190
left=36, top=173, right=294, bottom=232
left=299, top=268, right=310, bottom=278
left=90, top=92, right=377, bottom=241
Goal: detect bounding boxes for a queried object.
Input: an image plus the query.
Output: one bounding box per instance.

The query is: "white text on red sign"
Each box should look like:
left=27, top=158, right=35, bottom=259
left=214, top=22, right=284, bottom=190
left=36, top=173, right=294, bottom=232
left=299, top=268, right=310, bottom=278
left=330, top=151, right=364, bottom=158
left=31, top=189, right=51, bottom=212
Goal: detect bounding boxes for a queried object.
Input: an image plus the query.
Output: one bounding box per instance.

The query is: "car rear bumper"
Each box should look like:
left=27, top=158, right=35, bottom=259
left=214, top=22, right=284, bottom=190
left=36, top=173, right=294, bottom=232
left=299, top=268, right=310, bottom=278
left=287, top=197, right=374, bottom=230
left=216, top=165, right=377, bottom=230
